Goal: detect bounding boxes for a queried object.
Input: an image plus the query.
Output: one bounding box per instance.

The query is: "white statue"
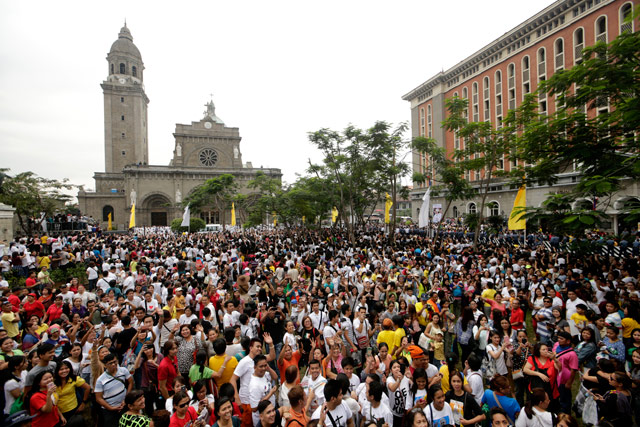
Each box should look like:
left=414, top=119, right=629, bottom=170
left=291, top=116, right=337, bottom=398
left=233, top=147, right=239, bottom=159
left=176, top=143, right=182, bottom=157
left=130, top=188, right=137, bottom=206
left=175, top=189, right=182, bottom=203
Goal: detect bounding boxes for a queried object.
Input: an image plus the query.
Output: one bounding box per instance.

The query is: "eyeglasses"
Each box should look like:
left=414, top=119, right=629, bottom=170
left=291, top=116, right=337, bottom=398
left=178, top=401, right=190, bottom=408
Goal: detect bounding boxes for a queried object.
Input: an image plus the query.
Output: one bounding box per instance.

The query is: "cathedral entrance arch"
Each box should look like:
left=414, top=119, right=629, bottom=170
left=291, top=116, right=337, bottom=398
left=141, top=193, right=172, bottom=226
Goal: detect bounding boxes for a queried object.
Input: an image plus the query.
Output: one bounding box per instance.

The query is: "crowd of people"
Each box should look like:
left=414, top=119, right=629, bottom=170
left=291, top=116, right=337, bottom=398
left=0, top=227, right=639, bottom=427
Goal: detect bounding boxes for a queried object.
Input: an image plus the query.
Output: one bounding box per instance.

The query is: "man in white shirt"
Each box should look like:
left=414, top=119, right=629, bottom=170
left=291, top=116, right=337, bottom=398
left=565, top=289, right=587, bottom=320
left=232, top=336, right=275, bottom=426
left=249, top=355, right=277, bottom=426
left=304, top=359, right=327, bottom=413
left=310, top=300, right=326, bottom=331
left=223, top=301, right=240, bottom=328
left=311, top=379, right=355, bottom=427
left=323, top=310, right=341, bottom=355
left=361, top=381, right=393, bottom=426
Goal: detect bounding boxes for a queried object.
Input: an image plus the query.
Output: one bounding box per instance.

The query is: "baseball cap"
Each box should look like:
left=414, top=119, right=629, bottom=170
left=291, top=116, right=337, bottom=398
left=4, top=411, right=36, bottom=427
left=407, top=345, right=425, bottom=360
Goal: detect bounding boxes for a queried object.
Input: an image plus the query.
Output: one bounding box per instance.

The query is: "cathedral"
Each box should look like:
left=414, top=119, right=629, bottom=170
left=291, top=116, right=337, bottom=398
left=77, top=24, right=281, bottom=229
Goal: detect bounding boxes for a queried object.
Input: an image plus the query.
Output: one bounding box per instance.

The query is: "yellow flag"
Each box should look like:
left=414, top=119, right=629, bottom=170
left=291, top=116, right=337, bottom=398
left=129, top=203, right=136, bottom=229
left=508, top=187, right=526, bottom=230
left=331, top=207, right=338, bottom=224
left=231, top=202, right=236, bottom=226
left=302, top=216, right=306, bottom=224
left=107, top=212, right=112, bottom=231
left=272, top=211, right=277, bottom=227
left=384, top=193, right=393, bottom=224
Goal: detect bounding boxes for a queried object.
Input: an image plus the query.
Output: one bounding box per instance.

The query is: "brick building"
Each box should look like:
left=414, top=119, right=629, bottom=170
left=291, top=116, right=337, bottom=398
left=403, top=0, right=638, bottom=233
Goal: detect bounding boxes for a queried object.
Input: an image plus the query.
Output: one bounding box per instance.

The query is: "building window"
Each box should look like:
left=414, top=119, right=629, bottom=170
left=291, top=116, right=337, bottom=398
left=110, top=64, right=114, bottom=74
left=132, top=66, right=137, bottom=77
left=488, top=201, right=500, bottom=217
left=537, top=48, right=546, bottom=80
left=120, top=97, right=124, bottom=103
left=554, top=38, right=564, bottom=71
left=595, top=16, right=608, bottom=43
left=522, top=56, right=530, bottom=96
left=419, top=108, right=425, bottom=137
left=199, top=148, right=219, bottom=167
left=453, top=206, right=459, bottom=218
left=121, top=132, right=125, bottom=138
left=574, top=28, right=585, bottom=63
left=121, top=115, right=125, bottom=121
left=119, top=63, right=126, bottom=74
left=200, top=211, right=220, bottom=224
left=620, top=3, right=634, bottom=34
left=468, top=202, right=477, bottom=214
left=121, top=150, right=126, bottom=156
left=508, top=63, right=516, bottom=111
left=483, top=77, right=490, bottom=122
left=462, top=87, right=469, bottom=124
left=427, top=105, right=432, bottom=138
left=102, top=205, right=114, bottom=222
left=472, top=82, right=479, bottom=122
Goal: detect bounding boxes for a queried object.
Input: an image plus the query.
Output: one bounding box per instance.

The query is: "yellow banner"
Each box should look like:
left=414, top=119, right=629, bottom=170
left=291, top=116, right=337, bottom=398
left=129, top=204, right=136, bottom=229
left=508, top=187, right=526, bottom=230
left=231, top=202, right=236, bottom=226
left=385, top=193, right=393, bottom=224
left=108, top=212, right=112, bottom=231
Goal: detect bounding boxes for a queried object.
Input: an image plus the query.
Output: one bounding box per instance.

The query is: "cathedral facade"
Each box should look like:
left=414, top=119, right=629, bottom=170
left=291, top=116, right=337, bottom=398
left=77, top=25, right=281, bottom=229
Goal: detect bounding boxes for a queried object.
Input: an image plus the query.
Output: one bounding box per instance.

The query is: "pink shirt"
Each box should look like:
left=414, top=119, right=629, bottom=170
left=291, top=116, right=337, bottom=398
left=552, top=342, right=579, bottom=386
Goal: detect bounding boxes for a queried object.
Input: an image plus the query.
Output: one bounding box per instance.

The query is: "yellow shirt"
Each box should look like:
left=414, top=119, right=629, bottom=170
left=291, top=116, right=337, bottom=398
left=1, top=311, right=19, bottom=338
left=38, top=256, right=51, bottom=269
left=439, top=364, right=468, bottom=394
left=570, top=313, right=588, bottom=331
left=376, top=330, right=396, bottom=354
left=208, top=354, right=238, bottom=388
left=57, top=377, right=86, bottom=413
left=481, top=289, right=497, bottom=307
left=415, top=302, right=429, bottom=326
left=393, top=328, right=406, bottom=356
left=622, top=317, right=640, bottom=339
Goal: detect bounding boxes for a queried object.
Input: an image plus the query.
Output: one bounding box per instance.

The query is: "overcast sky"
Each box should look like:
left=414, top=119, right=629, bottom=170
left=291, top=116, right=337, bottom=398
left=0, top=0, right=555, bottom=199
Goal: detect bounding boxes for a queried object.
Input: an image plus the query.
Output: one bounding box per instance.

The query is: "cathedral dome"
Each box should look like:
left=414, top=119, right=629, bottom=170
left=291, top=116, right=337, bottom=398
left=109, top=24, right=142, bottom=59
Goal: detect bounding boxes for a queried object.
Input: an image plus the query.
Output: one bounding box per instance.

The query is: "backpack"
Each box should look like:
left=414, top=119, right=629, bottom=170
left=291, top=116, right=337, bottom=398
left=481, top=349, right=497, bottom=380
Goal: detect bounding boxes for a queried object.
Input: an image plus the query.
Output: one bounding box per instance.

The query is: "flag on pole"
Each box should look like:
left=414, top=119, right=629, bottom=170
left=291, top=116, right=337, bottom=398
left=331, top=207, right=338, bottom=224
left=384, top=193, right=393, bottom=224
left=302, top=216, right=306, bottom=224
left=272, top=211, right=277, bottom=227
left=419, top=187, right=431, bottom=228
left=129, top=204, right=136, bottom=229
left=108, top=213, right=112, bottom=231
left=508, top=186, right=527, bottom=230
left=231, top=203, right=236, bottom=226
left=181, top=204, right=190, bottom=228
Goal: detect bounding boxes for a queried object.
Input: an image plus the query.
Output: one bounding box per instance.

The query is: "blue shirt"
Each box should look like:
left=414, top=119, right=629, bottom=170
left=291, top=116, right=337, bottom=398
left=481, top=389, right=520, bottom=424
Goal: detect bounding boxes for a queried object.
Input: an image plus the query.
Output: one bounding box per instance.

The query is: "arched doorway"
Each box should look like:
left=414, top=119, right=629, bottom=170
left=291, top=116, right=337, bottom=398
left=142, top=193, right=172, bottom=226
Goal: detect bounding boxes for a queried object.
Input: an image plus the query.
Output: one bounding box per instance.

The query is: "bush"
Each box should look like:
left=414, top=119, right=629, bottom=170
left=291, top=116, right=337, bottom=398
left=170, top=217, right=206, bottom=232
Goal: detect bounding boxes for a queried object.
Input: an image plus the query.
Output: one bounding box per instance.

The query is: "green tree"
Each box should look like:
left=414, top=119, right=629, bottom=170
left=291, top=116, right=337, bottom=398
left=183, top=174, right=237, bottom=226
left=170, top=217, right=205, bottom=232
left=511, top=25, right=640, bottom=231
left=443, top=97, right=514, bottom=247
left=0, top=169, right=74, bottom=234
left=412, top=136, right=474, bottom=241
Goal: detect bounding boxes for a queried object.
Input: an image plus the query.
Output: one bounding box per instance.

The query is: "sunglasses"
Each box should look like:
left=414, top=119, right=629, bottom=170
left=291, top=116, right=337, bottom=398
left=178, top=401, right=190, bottom=408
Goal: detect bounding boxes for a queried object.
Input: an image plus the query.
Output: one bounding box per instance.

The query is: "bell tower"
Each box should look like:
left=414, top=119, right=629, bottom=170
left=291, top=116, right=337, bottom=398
left=101, top=23, right=149, bottom=173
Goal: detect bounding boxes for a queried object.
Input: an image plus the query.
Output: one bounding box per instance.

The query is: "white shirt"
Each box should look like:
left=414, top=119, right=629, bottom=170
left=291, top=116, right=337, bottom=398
left=424, top=402, right=455, bottom=427
left=311, top=401, right=353, bottom=427
left=565, top=297, right=587, bottom=320
left=310, top=311, right=326, bottom=331
left=515, top=407, right=555, bottom=427
left=361, top=400, right=393, bottom=426
left=467, top=370, right=484, bottom=406
left=249, top=373, right=274, bottom=426
left=233, top=355, right=255, bottom=405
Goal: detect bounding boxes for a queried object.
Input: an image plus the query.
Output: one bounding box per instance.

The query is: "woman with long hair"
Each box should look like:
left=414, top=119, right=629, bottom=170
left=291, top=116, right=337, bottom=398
left=455, top=307, right=475, bottom=364
left=212, top=397, right=241, bottom=427
left=63, top=343, right=84, bottom=375
left=515, top=388, right=553, bottom=427
left=408, top=368, right=429, bottom=410
left=54, top=359, right=90, bottom=426
left=423, top=313, right=443, bottom=362
left=3, top=355, right=27, bottom=416
left=190, top=380, right=215, bottom=424
left=189, top=350, right=214, bottom=388
left=472, top=314, right=490, bottom=359
left=424, top=385, right=454, bottom=427
left=135, top=342, right=163, bottom=414
left=299, top=315, right=321, bottom=366
left=322, top=342, right=344, bottom=380
left=0, top=337, right=24, bottom=370
left=169, top=390, right=198, bottom=427
left=21, top=317, right=42, bottom=352
left=445, top=371, right=485, bottom=426
left=594, top=371, right=633, bottom=425
left=522, top=342, right=559, bottom=404
left=486, top=331, right=509, bottom=377
left=575, top=327, right=598, bottom=370
left=27, top=370, right=64, bottom=427
left=622, top=303, right=640, bottom=347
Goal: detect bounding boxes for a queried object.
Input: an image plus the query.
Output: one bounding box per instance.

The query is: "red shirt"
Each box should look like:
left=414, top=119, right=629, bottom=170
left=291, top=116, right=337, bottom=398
left=510, top=307, right=525, bottom=330
left=30, top=391, right=60, bottom=427
left=24, top=300, right=46, bottom=318
left=158, top=356, right=178, bottom=392
left=8, top=294, right=20, bottom=312
left=46, top=304, right=63, bottom=322
left=169, top=406, right=197, bottom=427
left=26, top=277, right=37, bottom=288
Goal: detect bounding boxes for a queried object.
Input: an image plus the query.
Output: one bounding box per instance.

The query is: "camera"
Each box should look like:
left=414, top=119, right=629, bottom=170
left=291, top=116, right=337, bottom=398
left=521, top=337, right=527, bottom=344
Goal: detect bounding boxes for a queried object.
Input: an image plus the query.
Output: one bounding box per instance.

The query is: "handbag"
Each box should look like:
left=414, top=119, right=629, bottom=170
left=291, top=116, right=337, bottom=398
left=481, top=352, right=497, bottom=380
left=9, top=393, right=24, bottom=414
